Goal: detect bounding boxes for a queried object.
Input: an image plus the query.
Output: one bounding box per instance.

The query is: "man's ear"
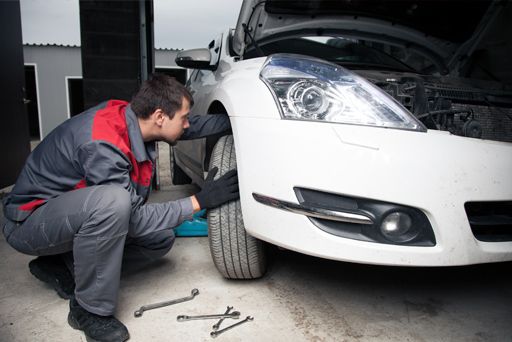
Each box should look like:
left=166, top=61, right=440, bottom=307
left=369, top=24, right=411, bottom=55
left=152, top=109, right=166, bottom=127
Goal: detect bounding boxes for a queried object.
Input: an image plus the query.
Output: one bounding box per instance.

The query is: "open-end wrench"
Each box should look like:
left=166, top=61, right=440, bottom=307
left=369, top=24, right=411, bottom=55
left=134, top=289, right=199, bottom=317
left=210, top=316, right=254, bottom=338
left=212, top=306, right=233, bottom=331
left=177, top=311, right=240, bottom=322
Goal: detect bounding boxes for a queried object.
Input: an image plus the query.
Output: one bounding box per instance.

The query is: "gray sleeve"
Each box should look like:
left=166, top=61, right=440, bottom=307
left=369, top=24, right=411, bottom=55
left=180, top=114, right=231, bottom=140
left=128, top=198, right=194, bottom=237
left=78, top=141, right=194, bottom=236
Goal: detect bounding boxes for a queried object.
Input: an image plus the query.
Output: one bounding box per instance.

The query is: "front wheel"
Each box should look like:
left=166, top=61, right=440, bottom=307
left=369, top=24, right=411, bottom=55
left=207, top=135, right=267, bottom=279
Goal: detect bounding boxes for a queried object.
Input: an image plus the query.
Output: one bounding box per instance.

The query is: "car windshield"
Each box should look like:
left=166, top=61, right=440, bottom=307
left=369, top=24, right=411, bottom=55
left=244, top=36, right=437, bottom=74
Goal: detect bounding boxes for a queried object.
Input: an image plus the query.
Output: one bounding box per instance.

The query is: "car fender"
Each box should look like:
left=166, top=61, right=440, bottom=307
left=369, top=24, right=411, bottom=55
left=204, top=57, right=281, bottom=120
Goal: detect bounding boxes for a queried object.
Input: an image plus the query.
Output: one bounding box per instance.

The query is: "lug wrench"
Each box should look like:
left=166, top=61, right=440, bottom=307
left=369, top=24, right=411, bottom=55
left=212, top=306, right=233, bottom=331
left=177, top=311, right=240, bottom=322
left=210, top=316, right=254, bottom=338
left=134, top=288, right=199, bottom=317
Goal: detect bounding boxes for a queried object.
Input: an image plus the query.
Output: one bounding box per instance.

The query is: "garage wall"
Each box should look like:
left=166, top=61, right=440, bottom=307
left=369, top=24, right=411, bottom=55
left=23, top=46, right=184, bottom=139
left=23, top=45, right=82, bottom=138
left=155, top=49, right=179, bottom=67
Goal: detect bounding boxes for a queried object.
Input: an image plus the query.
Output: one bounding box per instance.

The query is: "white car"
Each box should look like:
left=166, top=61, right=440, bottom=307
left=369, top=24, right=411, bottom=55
left=174, top=0, right=512, bottom=279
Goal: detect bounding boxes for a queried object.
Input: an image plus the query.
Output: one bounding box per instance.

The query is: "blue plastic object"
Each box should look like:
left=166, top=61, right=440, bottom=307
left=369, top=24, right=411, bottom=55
left=174, top=209, right=208, bottom=237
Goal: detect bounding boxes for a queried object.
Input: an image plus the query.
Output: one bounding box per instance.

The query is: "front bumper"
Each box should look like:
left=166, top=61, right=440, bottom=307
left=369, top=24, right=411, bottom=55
left=252, top=192, right=374, bottom=225
left=231, top=116, right=512, bottom=266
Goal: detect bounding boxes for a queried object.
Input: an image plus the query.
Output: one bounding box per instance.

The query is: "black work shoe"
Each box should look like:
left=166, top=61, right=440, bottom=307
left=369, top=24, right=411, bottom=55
left=68, top=298, right=130, bottom=342
left=29, top=255, right=75, bottom=299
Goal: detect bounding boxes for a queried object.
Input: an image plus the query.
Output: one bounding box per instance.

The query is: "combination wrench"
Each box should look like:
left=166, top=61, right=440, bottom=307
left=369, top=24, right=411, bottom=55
left=177, top=311, right=240, bottom=322
left=210, top=316, right=254, bottom=338
left=212, top=306, right=233, bottom=331
left=134, top=288, right=199, bottom=317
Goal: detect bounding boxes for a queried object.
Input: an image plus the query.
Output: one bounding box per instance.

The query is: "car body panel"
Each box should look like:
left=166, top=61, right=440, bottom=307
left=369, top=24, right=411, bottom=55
left=230, top=116, right=512, bottom=265
left=174, top=55, right=278, bottom=184
left=174, top=2, right=512, bottom=266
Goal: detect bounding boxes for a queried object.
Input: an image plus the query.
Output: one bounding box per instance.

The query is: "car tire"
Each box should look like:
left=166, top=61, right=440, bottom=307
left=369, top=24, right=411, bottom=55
left=207, top=135, right=267, bottom=279
left=171, top=149, right=192, bottom=185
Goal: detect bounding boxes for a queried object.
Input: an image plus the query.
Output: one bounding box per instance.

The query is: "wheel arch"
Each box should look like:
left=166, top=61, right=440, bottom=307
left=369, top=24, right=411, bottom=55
left=207, top=100, right=228, bottom=115
left=204, top=100, right=230, bottom=170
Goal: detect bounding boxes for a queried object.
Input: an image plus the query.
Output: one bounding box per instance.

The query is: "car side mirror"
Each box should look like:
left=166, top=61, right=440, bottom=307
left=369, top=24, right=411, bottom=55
left=175, top=48, right=214, bottom=70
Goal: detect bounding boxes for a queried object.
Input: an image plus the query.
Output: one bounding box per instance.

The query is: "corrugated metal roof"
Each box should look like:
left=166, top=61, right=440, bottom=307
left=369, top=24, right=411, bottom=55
left=24, top=43, right=182, bottom=51
left=24, top=43, right=81, bottom=48
left=155, top=47, right=183, bottom=51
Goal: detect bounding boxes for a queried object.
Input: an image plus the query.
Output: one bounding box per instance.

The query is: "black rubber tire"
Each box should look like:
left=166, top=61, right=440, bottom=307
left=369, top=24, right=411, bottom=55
left=207, top=135, right=267, bottom=279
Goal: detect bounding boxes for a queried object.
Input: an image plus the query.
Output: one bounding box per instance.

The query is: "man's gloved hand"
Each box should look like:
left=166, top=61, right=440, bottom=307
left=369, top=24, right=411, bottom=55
left=195, top=167, right=239, bottom=210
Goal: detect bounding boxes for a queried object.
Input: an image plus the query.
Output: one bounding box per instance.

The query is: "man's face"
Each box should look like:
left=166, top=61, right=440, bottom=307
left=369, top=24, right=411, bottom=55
left=161, top=97, right=191, bottom=145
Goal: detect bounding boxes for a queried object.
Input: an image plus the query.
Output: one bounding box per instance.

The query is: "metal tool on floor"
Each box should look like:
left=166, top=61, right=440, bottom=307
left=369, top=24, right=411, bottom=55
left=177, top=311, right=240, bottom=322
left=212, top=306, right=234, bottom=331
left=134, top=288, right=200, bottom=317
left=210, top=316, right=254, bottom=338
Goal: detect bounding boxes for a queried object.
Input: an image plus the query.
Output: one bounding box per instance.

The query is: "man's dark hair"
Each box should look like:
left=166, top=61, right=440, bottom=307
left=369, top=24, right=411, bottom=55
left=131, top=73, right=194, bottom=119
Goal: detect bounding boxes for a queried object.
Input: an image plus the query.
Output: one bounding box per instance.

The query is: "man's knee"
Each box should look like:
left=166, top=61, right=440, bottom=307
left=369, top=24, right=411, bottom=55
left=94, top=185, right=130, bottom=214
left=83, top=185, right=131, bottom=235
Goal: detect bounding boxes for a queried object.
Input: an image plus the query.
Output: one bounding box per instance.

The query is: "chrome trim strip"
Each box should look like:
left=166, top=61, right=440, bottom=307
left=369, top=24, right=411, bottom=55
left=252, top=193, right=374, bottom=225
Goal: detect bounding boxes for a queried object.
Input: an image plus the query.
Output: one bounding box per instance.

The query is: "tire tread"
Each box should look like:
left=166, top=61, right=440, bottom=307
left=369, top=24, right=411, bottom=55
left=207, top=135, right=266, bottom=279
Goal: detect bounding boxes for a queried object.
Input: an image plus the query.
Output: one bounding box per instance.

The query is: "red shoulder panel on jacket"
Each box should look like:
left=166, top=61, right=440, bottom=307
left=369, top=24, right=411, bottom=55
left=91, top=100, right=150, bottom=186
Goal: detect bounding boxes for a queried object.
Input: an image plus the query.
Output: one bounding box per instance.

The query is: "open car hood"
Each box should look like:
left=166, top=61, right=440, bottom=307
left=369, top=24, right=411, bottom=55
left=233, top=0, right=509, bottom=78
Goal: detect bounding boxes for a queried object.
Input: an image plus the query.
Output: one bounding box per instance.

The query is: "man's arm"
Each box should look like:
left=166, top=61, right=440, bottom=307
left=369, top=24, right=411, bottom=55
left=179, top=114, right=231, bottom=140
left=78, top=140, right=238, bottom=237
left=78, top=141, right=195, bottom=236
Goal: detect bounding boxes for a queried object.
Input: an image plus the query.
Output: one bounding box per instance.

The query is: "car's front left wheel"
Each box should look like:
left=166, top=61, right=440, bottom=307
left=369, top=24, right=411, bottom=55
left=207, top=135, right=267, bottom=279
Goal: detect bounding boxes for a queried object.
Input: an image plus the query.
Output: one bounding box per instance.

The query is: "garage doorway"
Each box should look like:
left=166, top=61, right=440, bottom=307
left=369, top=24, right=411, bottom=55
left=24, top=64, right=41, bottom=140
left=66, top=76, right=84, bottom=117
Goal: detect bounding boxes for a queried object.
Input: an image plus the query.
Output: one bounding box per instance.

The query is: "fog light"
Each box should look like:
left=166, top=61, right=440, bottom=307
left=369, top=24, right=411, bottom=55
left=380, top=212, right=414, bottom=242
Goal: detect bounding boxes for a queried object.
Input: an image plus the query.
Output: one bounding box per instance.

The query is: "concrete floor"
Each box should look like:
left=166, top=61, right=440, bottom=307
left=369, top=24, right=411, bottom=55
left=1, top=144, right=511, bottom=341
left=1, top=187, right=512, bottom=342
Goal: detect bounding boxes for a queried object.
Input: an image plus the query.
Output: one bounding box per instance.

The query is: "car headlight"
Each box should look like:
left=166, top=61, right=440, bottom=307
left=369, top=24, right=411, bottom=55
left=260, top=54, right=426, bottom=132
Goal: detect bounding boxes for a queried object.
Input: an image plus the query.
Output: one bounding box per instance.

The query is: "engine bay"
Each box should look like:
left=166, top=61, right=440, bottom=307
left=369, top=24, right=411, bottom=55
left=358, top=70, right=512, bottom=142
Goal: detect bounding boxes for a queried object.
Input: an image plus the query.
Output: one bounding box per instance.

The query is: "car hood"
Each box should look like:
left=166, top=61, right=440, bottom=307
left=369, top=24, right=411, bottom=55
left=233, top=0, right=509, bottom=77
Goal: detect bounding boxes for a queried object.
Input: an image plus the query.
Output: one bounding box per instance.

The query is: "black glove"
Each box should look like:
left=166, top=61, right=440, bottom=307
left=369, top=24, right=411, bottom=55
left=195, top=167, right=239, bottom=210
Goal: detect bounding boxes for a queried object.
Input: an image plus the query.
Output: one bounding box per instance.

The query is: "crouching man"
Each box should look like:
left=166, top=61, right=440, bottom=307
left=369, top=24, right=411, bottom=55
left=2, top=74, right=238, bottom=341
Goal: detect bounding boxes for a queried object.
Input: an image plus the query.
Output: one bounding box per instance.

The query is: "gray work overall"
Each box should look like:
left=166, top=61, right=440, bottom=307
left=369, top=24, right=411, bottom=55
left=2, top=100, right=230, bottom=315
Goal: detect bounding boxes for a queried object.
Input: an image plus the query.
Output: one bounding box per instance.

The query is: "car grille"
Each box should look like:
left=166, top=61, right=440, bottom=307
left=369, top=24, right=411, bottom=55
left=426, top=85, right=482, bottom=102
left=465, top=201, right=512, bottom=242
left=452, top=104, right=512, bottom=143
